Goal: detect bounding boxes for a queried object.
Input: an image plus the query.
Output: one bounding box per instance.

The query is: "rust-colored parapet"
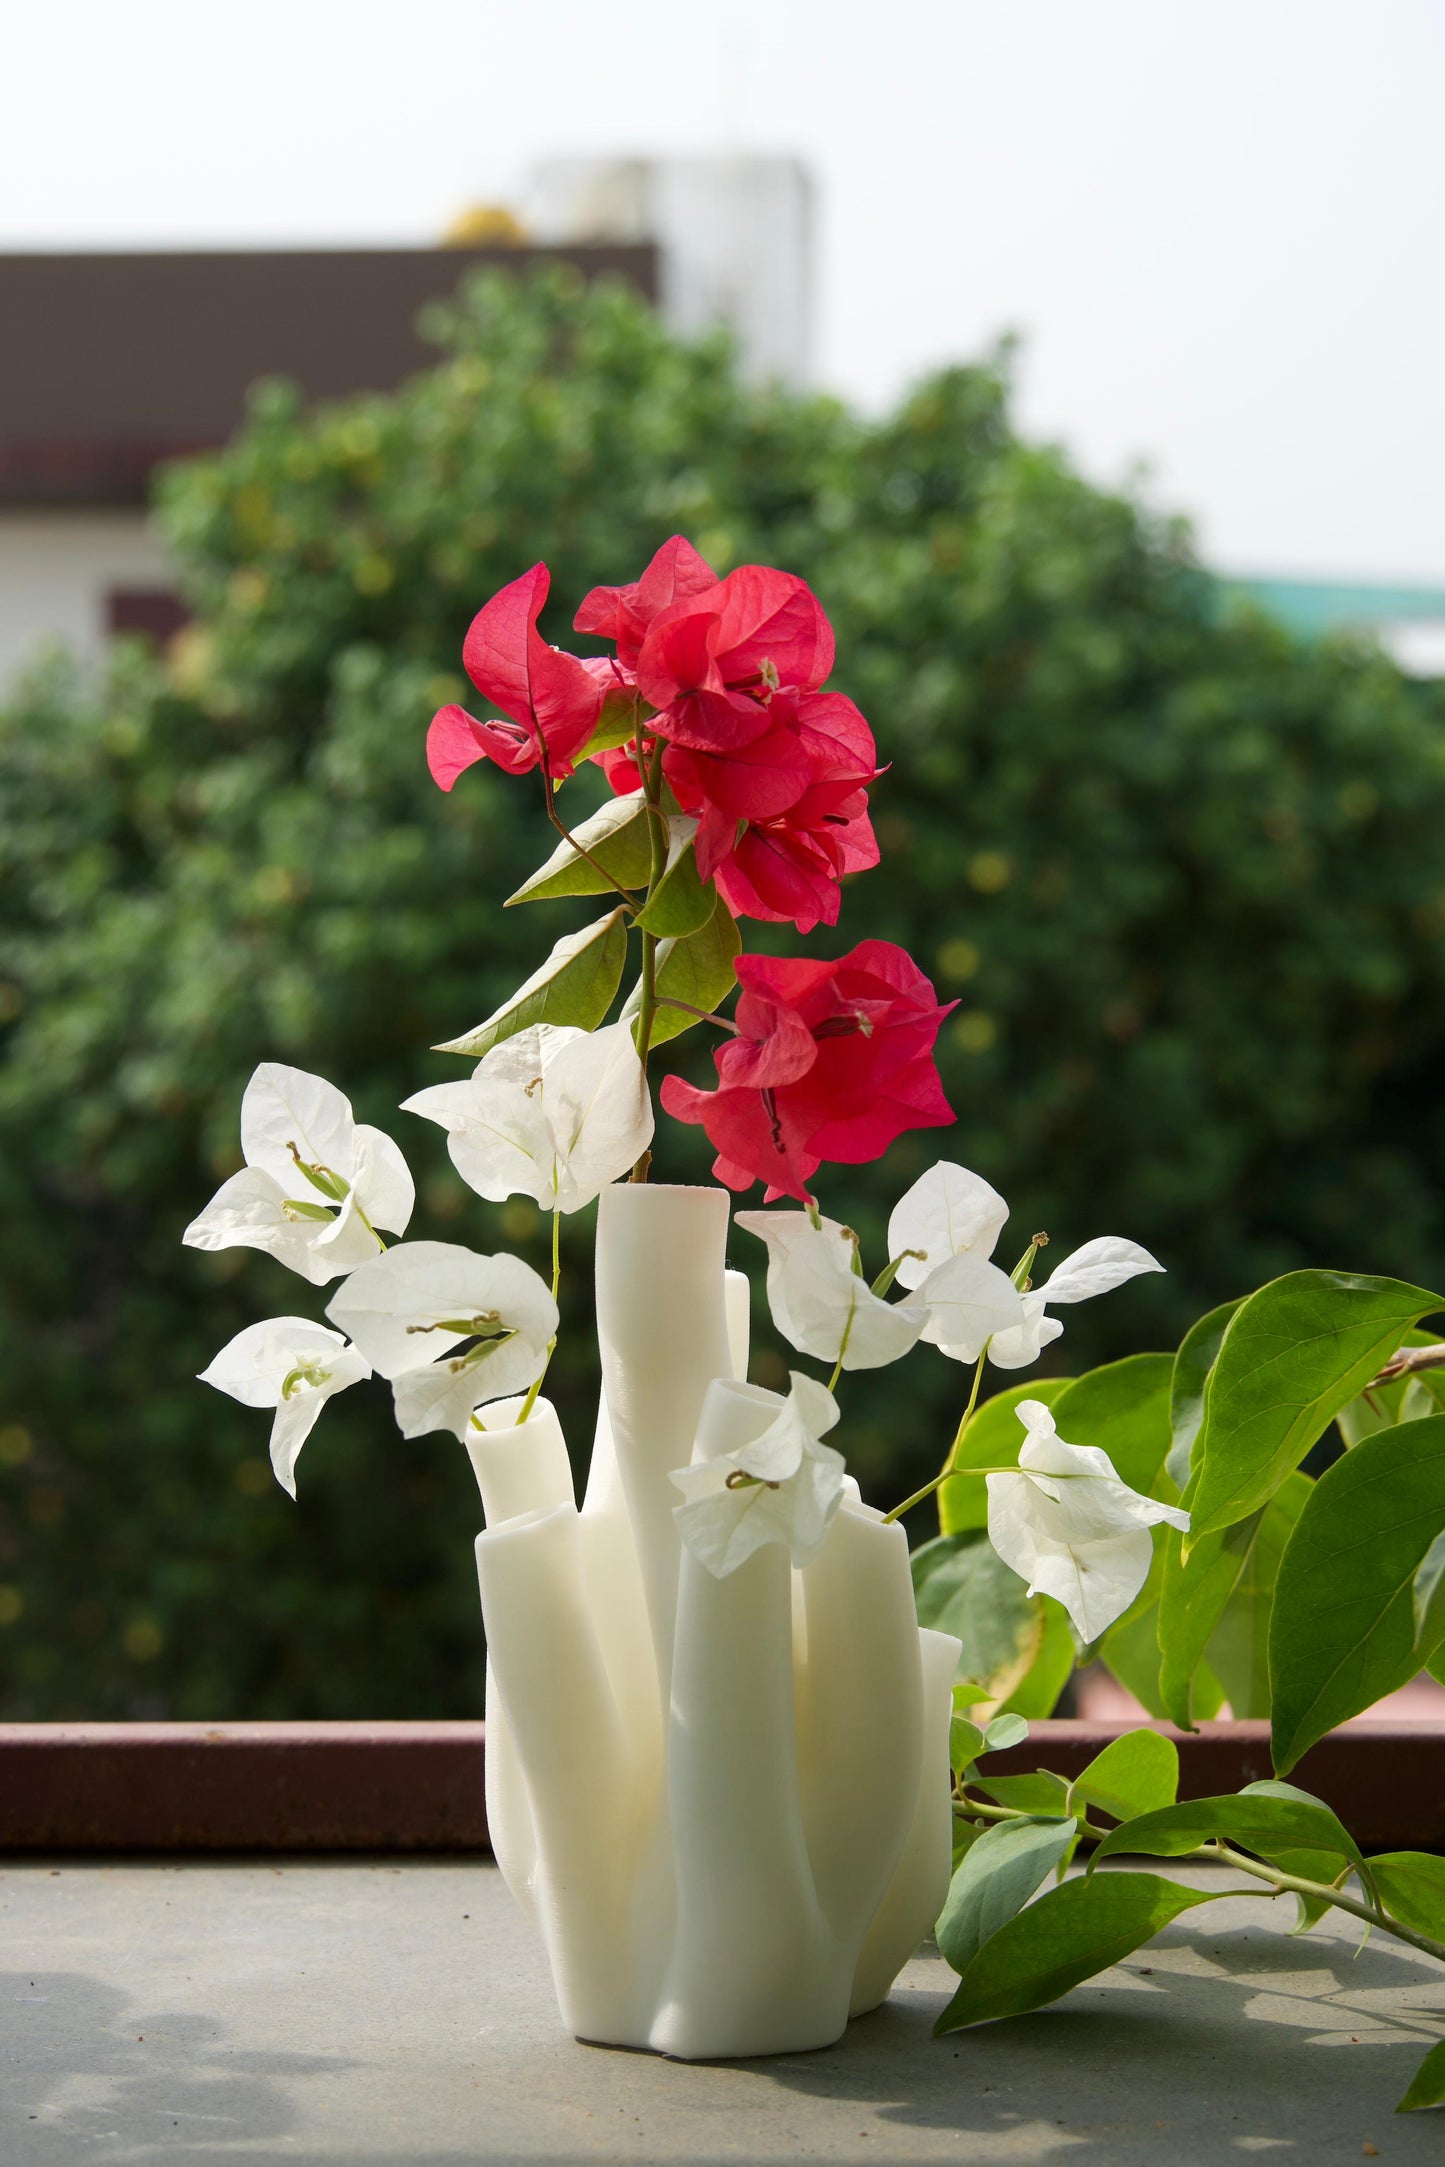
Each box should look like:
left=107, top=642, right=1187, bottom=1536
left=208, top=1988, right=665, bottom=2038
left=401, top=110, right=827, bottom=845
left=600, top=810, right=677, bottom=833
left=0, top=1717, right=1439, bottom=1854
left=0, top=1720, right=488, bottom=1852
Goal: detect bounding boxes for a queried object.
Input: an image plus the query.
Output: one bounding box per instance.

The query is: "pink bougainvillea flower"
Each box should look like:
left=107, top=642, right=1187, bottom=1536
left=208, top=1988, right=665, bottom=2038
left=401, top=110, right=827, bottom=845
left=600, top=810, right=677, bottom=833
left=427, top=563, right=603, bottom=790
left=600, top=689, right=880, bottom=934
left=634, top=564, right=837, bottom=752
left=573, top=535, right=719, bottom=672
left=660, top=941, right=956, bottom=1202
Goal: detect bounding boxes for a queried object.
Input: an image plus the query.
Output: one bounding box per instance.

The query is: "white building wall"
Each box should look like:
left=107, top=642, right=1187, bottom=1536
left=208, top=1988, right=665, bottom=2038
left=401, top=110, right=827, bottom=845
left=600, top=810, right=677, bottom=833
left=0, top=511, right=172, bottom=692
left=529, top=157, right=812, bottom=388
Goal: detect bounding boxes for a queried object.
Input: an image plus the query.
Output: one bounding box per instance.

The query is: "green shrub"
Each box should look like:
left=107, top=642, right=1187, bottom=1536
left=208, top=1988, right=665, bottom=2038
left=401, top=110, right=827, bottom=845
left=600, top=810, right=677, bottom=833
left=2, top=266, right=1443, bottom=1716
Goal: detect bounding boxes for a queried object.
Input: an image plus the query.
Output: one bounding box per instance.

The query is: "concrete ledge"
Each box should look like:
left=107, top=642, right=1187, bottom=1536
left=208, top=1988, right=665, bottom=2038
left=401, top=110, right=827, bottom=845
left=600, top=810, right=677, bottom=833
left=0, top=1718, right=1440, bottom=1853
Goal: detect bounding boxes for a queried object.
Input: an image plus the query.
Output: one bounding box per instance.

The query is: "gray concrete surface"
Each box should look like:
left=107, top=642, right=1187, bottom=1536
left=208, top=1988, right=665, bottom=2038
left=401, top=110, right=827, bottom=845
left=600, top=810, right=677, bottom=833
left=2, top=1857, right=1442, bottom=2164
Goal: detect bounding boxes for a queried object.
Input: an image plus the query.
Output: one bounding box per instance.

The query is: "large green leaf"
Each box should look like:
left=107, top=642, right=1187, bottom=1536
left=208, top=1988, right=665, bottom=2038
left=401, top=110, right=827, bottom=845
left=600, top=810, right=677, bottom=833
left=433, top=909, right=628, bottom=1056
left=996, top=1598, right=1075, bottom=1719
left=935, top=1871, right=1221, bottom=2031
left=936, top=1816, right=1077, bottom=1975
left=1412, top=1529, right=1445, bottom=1651
left=1092, top=1779, right=1368, bottom=1879
left=623, top=897, right=741, bottom=1047
left=1368, top=1852, right=1445, bottom=1942
left=1048, top=1354, right=1176, bottom=1497
left=1398, top=2040, right=1445, bottom=2114
left=1068, top=1728, right=1178, bottom=1823
left=505, top=795, right=654, bottom=903
left=938, top=1377, right=1074, bottom=1534
left=635, top=840, right=714, bottom=937
left=912, top=1531, right=1046, bottom=1706
left=1188, top=1271, right=1442, bottom=1544
left=1268, top=1414, right=1445, bottom=1772
left=971, top=1771, right=1072, bottom=1815
left=1165, top=1297, right=1244, bottom=1490
left=1157, top=1509, right=1263, bottom=1728
left=1202, top=1470, right=1312, bottom=1720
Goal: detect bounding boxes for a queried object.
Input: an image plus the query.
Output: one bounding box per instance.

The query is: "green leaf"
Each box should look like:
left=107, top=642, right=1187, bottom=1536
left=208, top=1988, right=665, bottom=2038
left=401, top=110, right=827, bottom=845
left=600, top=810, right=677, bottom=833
left=1368, top=1851, right=1445, bottom=1942
left=938, top=1377, right=1075, bottom=1533
left=1413, top=1529, right=1445, bottom=1651
left=935, top=1816, right=1078, bottom=1975
left=1202, top=1470, right=1312, bottom=1721
left=983, top=1712, right=1030, bottom=1753
left=912, top=1530, right=1048, bottom=1706
left=635, top=840, right=714, bottom=937
left=624, top=897, right=741, bottom=1047
left=505, top=795, right=653, bottom=903
left=1157, top=1509, right=1263, bottom=1729
left=1068, top=1728, right=1179, bottom=1823
left=1091, top=1778, right=1368, bottom=1879
left=1397, top=2039, right=1445, bottom=2114
left=971, top=1771, right=1073, bottom=1815
left=1268, top=1414, right=1445, bottom=1772
left=577, top=687, right=650, bottom=760
left=949, top=1714, right=986, bottom=1773
left=1188, top=1271, right=1442, bottom=1545
left=996, top=1599, right=1075, bottom=1719
left=1048, top=1353, right=1176, bottom=1497
left=934, top=1870, right=1221, bottom=2031
left=433, top=909, right=628, bottom=1057
left=1166, top=1297, right=1244, bottom=1490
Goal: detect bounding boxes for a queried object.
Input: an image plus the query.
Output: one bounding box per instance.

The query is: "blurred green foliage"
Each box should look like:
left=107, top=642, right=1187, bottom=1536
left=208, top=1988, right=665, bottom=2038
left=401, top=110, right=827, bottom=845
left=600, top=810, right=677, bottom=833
left=3, top=266, right=1444, bottom=1717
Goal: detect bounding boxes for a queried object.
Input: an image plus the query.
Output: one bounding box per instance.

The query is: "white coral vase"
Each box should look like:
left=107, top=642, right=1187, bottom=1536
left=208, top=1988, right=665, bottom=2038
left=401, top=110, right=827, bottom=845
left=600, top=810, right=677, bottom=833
left=470, top=1181, right=960, bottom=2060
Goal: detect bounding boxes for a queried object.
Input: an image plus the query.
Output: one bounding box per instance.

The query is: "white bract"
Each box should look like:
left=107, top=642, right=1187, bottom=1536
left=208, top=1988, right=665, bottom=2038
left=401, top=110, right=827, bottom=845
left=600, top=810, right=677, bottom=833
left=672, top=1372, right=846, bottom=1577
left=198, top=1317, right=370, bottom=1498
left=735, top=1210, right=930, bottom=1371
left=402, top=1021, right=652, bottom=1214
left=888, top=1162, right=1162, bottom=1369
left=985, top=1398, right=1190, bottom=1642
left=183, top=1063, right=415, bottom=1285
left=987, top=1236, right=1165, bottom=1370
left=325, top=1239, right=558, bottom=1441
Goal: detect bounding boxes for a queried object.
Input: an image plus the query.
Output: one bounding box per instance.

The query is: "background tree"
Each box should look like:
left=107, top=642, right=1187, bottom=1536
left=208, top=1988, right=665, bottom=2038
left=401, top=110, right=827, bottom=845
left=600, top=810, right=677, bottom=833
left=3, top=266, right=1443, bottom=1717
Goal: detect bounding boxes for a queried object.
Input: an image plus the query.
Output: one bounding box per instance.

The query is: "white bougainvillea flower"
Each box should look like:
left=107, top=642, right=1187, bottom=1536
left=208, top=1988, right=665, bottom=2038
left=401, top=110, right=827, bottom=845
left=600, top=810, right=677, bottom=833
left=887, top=1162, right=1010, bottom=1291
left=198, top=1317, right=371, bottom=1498
left=887, top=1161, right=1162, bottom=1369
left=735, top=1210, right=930, bottom=1371
left=325, top=1240, right=558, bottom=1442
left=672, top=1373, right=846, bottom=1577
left=987, top=1236, right=1165, bottom=1370
left=183, top=1064, right=414, bottom=1286
left=402, top=1020, right=652, bottom=1214
left=986, top=1399, right=1190, bottom=1641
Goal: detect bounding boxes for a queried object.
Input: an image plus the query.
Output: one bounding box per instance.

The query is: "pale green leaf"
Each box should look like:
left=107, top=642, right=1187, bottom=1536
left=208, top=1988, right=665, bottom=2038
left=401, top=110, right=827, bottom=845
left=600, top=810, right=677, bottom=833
left=505, top=795, right=653, bottom=904
left=1068, top=1728, right=1179, bottom=1823
left=433, top=910, right=628, bottom=1057
left=623, top=898, right=741, bottom=1047
left=935, top=1816, right=1077, bottom=1976
left=636, top=840, right=714, bottom=937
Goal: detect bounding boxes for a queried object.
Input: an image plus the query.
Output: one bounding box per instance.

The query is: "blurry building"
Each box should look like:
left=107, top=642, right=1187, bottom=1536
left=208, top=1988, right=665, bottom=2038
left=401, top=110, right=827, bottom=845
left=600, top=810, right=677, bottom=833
left=528, top=157, right=812, bottom=389
left=1223, top=576, right=1445, bottom=678
left=0, top=241, right=655, bottom=690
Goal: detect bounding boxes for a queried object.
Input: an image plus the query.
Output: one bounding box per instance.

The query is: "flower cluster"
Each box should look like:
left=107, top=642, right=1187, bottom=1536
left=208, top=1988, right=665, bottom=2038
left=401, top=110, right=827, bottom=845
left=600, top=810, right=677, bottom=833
left=188, top=539, right=1183, bottom=1653
left=430, top=538, right=880, bottom=937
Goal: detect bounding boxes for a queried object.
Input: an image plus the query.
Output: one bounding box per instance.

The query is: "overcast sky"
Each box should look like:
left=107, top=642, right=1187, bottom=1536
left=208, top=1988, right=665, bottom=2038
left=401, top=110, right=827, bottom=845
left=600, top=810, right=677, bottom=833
left=6, top=0, right=1442, bottom=584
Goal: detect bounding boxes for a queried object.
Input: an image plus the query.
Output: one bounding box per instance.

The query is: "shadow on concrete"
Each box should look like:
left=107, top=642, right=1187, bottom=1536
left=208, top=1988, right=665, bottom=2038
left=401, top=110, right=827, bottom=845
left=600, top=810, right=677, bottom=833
left=5, top=1970, right=351, bottom=2161
left=762, top=1920, right=1445, bottom=2156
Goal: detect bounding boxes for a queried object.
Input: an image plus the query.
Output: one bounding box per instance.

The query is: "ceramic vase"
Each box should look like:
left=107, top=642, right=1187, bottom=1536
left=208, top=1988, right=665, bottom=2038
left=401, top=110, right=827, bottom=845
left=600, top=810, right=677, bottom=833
left=470, top=1182, right=960, bottom=2060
